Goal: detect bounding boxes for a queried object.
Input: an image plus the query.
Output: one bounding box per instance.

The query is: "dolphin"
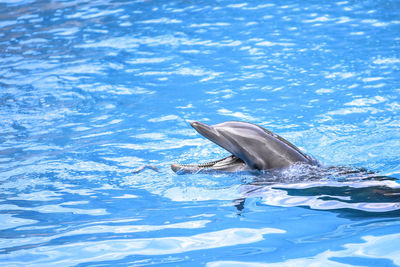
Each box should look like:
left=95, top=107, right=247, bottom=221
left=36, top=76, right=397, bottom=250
left=171, top=121, right=318, bottom=174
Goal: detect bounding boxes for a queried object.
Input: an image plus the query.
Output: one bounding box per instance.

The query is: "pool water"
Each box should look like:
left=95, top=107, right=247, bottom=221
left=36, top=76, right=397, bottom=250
left=1, top=0, right=400, bottom=266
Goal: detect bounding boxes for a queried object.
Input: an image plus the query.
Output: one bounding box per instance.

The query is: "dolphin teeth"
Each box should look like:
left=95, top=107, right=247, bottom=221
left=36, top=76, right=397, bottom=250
left=175, top=157, right=229, bottom=169
left=171, top=155, right=245, bottom=174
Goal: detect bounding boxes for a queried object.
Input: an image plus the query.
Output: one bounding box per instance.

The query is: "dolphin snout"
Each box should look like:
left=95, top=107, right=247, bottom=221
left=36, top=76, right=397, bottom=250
left=190, top=121, right=206, bottom=129
left=190, top=121, right=223, bottom=145
left=190, top=121, right=213, bottom=134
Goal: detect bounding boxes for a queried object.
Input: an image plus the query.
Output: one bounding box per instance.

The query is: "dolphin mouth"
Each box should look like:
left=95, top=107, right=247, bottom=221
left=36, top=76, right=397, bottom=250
left=171, top=155, right=246, bottom=174
left=171, top=121, right=248, bottom=174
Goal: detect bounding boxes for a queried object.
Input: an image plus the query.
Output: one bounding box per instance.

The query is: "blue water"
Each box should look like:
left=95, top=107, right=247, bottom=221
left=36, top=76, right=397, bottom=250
left=1, top=0, right=400, bottom=266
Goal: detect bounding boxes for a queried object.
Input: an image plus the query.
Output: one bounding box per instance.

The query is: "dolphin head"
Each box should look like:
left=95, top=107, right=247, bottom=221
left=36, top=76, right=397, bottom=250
left=171, top=121, right=316, bottom=174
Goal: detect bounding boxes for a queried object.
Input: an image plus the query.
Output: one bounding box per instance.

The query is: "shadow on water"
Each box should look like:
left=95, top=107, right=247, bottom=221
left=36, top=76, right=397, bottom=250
left=233, top=164, right=400, bottom=218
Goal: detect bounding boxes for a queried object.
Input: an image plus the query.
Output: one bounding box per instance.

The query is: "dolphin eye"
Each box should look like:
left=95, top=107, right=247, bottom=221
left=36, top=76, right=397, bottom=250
left=252, top=163, right=261, bottom=170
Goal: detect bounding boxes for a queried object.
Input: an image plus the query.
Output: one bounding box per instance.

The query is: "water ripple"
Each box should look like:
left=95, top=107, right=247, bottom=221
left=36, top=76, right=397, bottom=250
left=0, top=227, right=284, bottom=266
left=208, top=232, right=400, bottom=266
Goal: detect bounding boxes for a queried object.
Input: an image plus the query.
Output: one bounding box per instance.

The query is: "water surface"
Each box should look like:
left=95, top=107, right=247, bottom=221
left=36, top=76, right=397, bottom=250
left=1, top=0, right=400, bottom=266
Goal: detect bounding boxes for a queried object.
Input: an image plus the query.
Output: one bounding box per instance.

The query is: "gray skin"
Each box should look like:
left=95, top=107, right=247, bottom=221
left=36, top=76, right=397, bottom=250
left=171, top=121, right=317, bottom=174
